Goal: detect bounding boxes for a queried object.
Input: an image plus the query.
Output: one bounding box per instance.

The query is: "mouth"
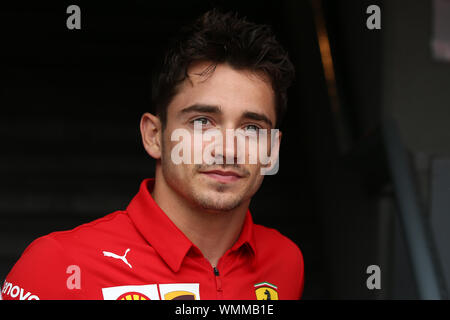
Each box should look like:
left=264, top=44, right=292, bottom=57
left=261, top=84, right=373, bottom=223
left=199, top=169, right=243, bottom=183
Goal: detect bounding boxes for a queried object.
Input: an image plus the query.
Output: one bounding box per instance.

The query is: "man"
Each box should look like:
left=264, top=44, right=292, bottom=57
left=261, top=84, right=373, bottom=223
left=1, top=9, right=303, bottom=300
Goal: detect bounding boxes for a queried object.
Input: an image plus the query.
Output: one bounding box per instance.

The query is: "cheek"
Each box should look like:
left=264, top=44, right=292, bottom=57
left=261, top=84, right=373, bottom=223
left=241, top=134, right=274, bottom=166
left=161, top=134, right=187, bottom=176
left=246, top=171, right=265, bottom=198
left=242, top=163, right=264, bottom=190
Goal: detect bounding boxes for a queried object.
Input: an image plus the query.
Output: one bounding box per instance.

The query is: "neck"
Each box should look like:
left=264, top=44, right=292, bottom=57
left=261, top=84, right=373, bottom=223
left=151, top=170, right=248, bottom=267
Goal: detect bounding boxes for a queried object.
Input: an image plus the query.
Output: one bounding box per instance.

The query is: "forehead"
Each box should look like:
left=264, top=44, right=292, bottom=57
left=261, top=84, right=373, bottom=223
left=166, top=61, right=276, bottom=123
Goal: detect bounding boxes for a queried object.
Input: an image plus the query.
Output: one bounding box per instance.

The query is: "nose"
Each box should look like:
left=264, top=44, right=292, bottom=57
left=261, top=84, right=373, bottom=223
left=210, top=128, right=240, bottom=165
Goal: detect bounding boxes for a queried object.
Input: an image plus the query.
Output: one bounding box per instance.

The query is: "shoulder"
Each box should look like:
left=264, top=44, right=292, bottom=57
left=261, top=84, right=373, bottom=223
left=2, top=233, right=76, bottom=300
left=23, top=210, right=136, bottom=263
left=47, top=210, right=131, bottom=244
left=253, top=224, right=305, bottom=299
left=253, top=224, right=303, bottom=264
left=1, top=211, right=132, bottom=300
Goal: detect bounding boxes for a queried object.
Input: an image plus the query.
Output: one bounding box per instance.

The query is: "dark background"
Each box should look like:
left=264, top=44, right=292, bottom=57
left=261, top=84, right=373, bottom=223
left=2, top=0, right=449, bottom=299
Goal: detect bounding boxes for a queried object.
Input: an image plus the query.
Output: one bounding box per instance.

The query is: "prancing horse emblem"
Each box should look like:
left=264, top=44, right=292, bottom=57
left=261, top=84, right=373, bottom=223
left=254, top=282, right=279, bottom=300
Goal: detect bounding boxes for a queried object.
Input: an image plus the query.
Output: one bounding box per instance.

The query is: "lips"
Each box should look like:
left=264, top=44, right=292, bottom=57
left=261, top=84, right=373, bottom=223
left=200, top=169, right=243, bottom=183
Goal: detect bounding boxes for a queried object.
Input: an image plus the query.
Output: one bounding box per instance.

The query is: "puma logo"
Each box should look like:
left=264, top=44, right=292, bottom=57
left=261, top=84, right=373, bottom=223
left=102, top=248, right=132, bottom=269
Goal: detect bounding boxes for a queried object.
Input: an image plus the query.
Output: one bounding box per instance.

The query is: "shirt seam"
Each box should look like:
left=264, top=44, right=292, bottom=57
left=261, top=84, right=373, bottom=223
left=47, top=210, right=127, bottom=238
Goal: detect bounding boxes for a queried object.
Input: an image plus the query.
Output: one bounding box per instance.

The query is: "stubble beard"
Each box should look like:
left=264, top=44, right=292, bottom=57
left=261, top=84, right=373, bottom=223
left=190, top=183, right=244, bottom=212
left=161, top=161, right=245, bottom=213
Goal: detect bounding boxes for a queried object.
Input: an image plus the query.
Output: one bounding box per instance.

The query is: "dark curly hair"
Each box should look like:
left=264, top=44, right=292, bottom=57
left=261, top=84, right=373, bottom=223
left=152, top=9, right=295, bottom=128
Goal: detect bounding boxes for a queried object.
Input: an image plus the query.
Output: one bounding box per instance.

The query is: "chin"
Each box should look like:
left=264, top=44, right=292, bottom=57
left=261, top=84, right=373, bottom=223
left=192, top=189, right=245, bottom=212
left=199, top=201, right=243, bottom=212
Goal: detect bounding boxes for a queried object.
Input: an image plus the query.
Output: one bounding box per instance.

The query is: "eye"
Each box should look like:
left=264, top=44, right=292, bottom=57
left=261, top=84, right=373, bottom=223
left=191, top=117, right=212, bottom=126
left=244, top=124, right=260, bottom=132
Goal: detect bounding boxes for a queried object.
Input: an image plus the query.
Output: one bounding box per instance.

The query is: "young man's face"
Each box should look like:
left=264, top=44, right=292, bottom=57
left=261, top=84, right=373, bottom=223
left=159, top=61, right=279, bottom=212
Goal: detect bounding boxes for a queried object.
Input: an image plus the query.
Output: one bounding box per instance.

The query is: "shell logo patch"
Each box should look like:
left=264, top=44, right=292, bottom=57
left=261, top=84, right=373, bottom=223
left=102, top=284, right=160, bottom=300
left=254, top=282, right=279, bottom=300
left=117, top=292, right=150, bottom=300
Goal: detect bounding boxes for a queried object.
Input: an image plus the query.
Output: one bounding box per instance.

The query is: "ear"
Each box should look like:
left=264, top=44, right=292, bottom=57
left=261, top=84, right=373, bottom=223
left=140, top=112, right=162, bottom=159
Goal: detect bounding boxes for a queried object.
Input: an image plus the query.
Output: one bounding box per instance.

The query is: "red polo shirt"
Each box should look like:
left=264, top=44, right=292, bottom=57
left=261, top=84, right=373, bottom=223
left=1, top=178, right=304, bottom=300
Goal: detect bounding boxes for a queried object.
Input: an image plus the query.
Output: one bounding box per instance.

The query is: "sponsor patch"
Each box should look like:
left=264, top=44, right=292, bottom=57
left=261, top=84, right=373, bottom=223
left=116, top=292, right=150, bottom=300
left=1, top=281, right=39, bottom=300
left=102, top=284, right=159, bottom=300
left=254, top=282, right=278, bottom=300
left=159, top=283, right=200, bottom=300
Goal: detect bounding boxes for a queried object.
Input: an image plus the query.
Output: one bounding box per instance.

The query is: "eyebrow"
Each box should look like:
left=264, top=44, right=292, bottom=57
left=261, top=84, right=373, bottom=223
left=241, top=111, right=273, bottom=128
left=180, top=104, right=222, bottom=115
